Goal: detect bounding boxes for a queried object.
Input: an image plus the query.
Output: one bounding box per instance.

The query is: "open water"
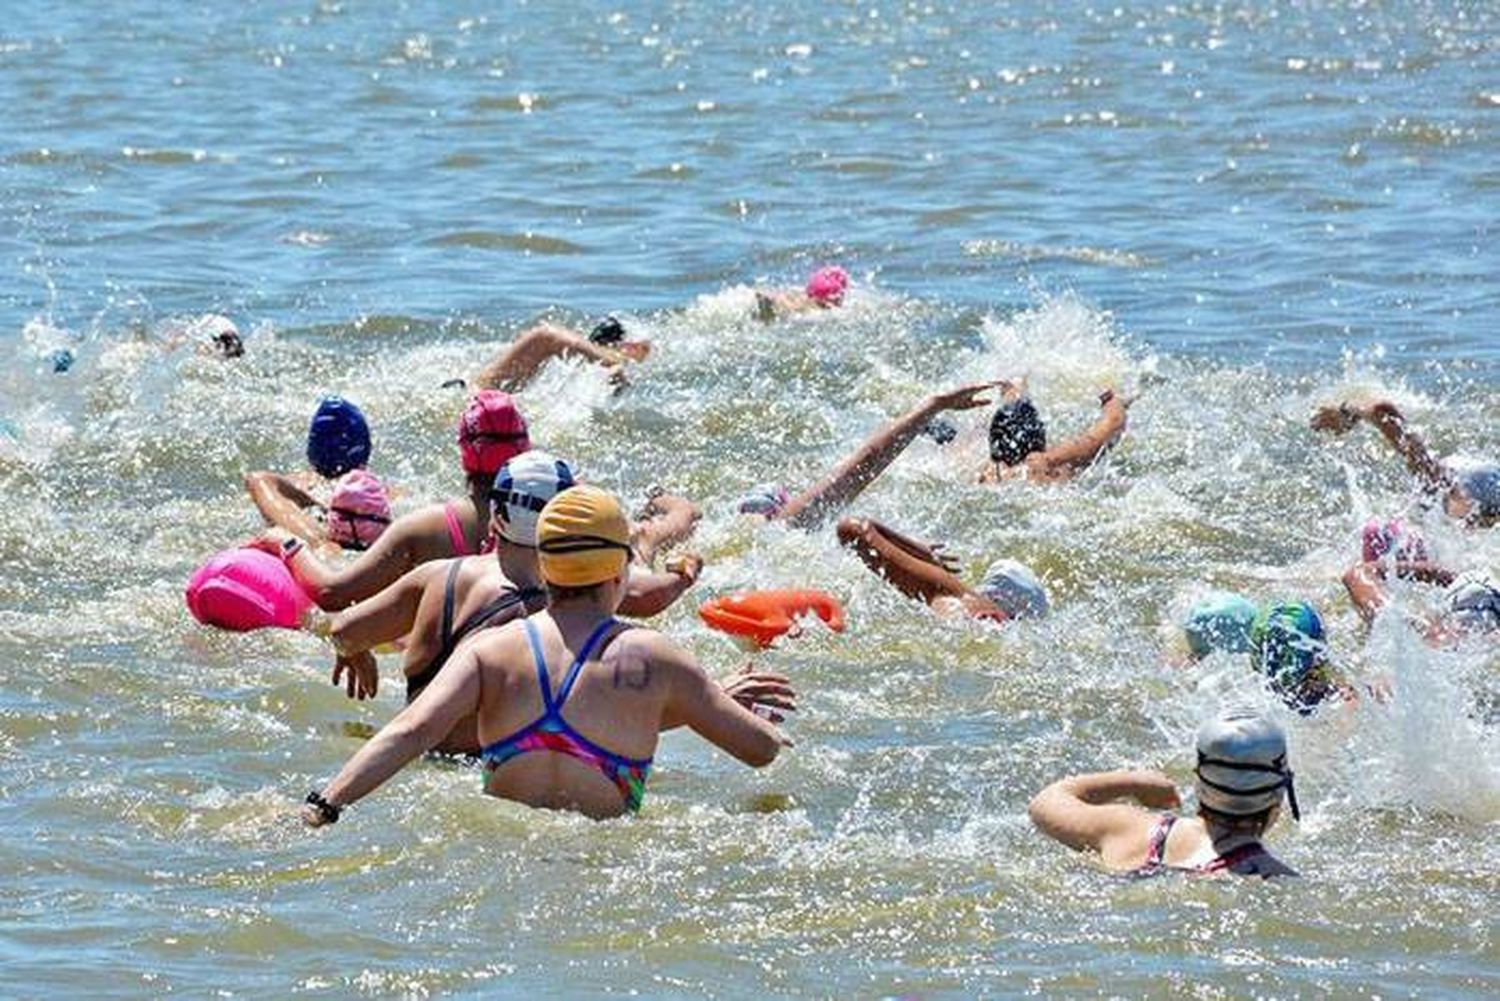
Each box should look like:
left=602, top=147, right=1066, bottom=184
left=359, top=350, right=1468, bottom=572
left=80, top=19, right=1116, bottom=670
left=1, top=2, right=1496, bottom=997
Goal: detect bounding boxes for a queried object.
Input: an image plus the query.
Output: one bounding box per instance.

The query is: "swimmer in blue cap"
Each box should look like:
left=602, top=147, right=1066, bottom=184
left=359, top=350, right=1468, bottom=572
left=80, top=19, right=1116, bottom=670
left=246, top=397, right=377, bottom=553
left=979, top=382, right=1132, bottom=484
left=837, top=517, right=1049, bottom=624
left=1250, top=602, right=1347, bottom=714
left=1182, top=592, right=1259, bottom=659
left=1313, top=398, right=1500, bottom=527
left=471, top=320, right=650, bottom=393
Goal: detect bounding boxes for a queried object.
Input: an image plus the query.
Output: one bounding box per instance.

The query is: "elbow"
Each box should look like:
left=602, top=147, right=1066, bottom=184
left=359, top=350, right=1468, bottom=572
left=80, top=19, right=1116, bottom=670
left=835, top=517, right=867, bottom=548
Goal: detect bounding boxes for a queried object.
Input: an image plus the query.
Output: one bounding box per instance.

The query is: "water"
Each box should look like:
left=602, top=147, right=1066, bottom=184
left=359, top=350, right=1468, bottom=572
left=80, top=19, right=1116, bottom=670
left=1, top=2, right=1497, bottom=997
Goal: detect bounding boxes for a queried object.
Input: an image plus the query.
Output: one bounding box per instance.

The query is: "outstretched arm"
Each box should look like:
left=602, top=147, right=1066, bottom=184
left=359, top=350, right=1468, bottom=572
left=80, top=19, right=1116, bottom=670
left=779, top=381, right=1000, bottom=530
left=245, top=471, right=330, bottom=545
left=258, top=513, right=429, bottom=611
left=1036, top=391, right=1130, bottom=474
left=474, top=323, right=644, bottom=393
left=836, top=517, right=968, bottom=604
left=658, top=636, right=791, bottom=767
left=303, top=647, right=482, bottom=825
left=631, top=492, right=701, bottom=567
left=1312, top=399, right=1449, bottom=494
left=328, top=560, right=450, bottom=655
left=1028, top=769, right=1179, bottom=861
left=618, top=556, right=702, bottom=618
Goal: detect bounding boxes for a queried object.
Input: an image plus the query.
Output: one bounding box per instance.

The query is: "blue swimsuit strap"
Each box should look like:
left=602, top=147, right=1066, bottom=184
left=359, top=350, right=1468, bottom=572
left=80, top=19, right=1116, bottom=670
left=522, top=617, right=619, bottom=714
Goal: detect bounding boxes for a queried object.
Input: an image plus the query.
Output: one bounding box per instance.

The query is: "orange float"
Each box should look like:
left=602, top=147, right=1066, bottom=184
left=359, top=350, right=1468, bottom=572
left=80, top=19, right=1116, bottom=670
left=698, top=589, right=846, bottom=649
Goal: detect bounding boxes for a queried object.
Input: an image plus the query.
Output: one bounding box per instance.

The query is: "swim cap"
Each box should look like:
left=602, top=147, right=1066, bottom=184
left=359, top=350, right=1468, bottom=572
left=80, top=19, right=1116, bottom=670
left=48, top=347, right=75, bottom=373
left=489, top=450, right=577, bottom=546
left=1360, top=518, right=1429, bottom=564
left=736, top=484, right=791, bottom=517
left=1250, top=602, right=1330, bottom=708
left=457, top=390, right=531, bottom=477
left=805, top=266, right=849, bottom=306
left=197, top=314, right=243, bottom=358
left=326, top=469, right=392, bottom=551
left=1447, top=456, right=1500, bottom=521
left=978, top=559, right=1050, bottom=619
left=537, top=484, right=632, bottom=587
left=988, top=397, right=1047, bottom=466
left=1195, top=708, right=1299, bottom=820
left=1183, top=591, right=1257, bottom=657
left=589, top=316, right=626, bottom=345
left=306, top=397, right=372, bottom=478
left=1445, top=573, right=1500, bottom=634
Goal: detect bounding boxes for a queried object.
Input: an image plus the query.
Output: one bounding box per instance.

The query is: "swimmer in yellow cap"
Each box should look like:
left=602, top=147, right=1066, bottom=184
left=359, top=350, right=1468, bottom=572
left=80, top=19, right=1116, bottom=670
left=303, top=485, right=795, bottom=825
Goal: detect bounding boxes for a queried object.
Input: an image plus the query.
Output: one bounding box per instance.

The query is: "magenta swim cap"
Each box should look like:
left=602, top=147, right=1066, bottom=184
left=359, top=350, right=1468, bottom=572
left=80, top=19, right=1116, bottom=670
left=1360, top=518, right=1428, bottom=564
left=327, top=469, right=392, bottom=550
left=185, top=548, right=312, bottom=632
left=457, top=391, right=531, bottom=476
left=805, top=266, right=849, bottom=306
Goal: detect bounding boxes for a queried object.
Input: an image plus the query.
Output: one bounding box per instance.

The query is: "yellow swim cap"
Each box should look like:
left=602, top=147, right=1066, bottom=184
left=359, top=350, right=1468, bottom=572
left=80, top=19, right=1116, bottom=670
left=537, top=484, right=631, bottom=587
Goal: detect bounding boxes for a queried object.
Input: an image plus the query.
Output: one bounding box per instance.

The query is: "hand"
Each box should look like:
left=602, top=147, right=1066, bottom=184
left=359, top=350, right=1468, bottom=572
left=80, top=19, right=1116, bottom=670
left=721, top=664, right=797, bottom=724
left=244, top=527, right=296, bottom=556
left=1130, top=770, right=1182, bottom=810
left=333, top=651, right=379, bottom=700
left=1311, top=403, right=1361, bottom=434
left=927, top=380, right=1004, bottom=413
left=665, top=554, right=703, bottom=586
left=301, top=802, right=334, bottom=828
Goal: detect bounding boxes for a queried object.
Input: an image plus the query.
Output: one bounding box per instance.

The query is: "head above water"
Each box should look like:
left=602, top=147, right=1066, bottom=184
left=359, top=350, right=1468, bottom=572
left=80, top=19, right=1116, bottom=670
left=978, top=559, right=1050, bottom=619
left=1183, top=591, right=1258, bottom=657
left=1195, top=707, right=1299, bottom=822
left=306, top=396, right=371, bottom=478
left=198, top=314, right=243, bottom=358
left=1360, top=518, right=1428, bottom=564
left=326, top=469, right=392, bottom=551
left=589, top=315, right=627, bottom=346
left=537, top=484, right=632, bottom=588
left=1445, top=573, right=1500, bottom=634
left=1446, top=456, right=1500, bottom=523
left=805, top=266, right=849, bottom=306
left=988, top=396, right=1047, bottom=467
left=489, top=449, right=577, bottom=547
left=457, top=390, right=531, bottom=477
left=736, top=484, right=791, bottom=518
left=1250, top=602, right=1330, bottom=709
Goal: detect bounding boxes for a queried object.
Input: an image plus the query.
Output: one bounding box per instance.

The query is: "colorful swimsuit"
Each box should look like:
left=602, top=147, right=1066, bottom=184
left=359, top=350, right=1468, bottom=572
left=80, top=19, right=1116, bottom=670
left=478, top=618, right=653, bottom=813
left=1131, top=815, right=1271, bottom=878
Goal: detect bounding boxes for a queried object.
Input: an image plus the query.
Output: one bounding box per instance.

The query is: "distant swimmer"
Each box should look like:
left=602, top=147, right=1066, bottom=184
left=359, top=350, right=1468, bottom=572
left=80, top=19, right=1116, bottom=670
left=255, top=390, right=531, bottom=610
left=1029, top=707, right=1300, bottom=878
left=1312, top=397, right=1500, bottom=527
left=979, top=382, right=1131, bottom=484
left=246, top=397, right=391, bottom=553
left=472, top=318, right=650, bottom=393
left=162, top=313, right=244, bottom=358
left=836, top=516, right=1049, bottom=624
left=755, top=265, right=849, bottom=322
left=1342, top=558, right=1500, bottom=648
left=737, top=380, right=1002, bottom=530
left=302, top=486, right=795, bottom=826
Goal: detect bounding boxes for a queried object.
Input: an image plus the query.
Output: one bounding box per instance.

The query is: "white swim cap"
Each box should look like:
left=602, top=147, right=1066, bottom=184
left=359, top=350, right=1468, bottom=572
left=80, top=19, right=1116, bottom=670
left=1195, top=708, right=1299, bottom=820
left=978, top=559, right=1050, bottom=619
left=488, top=450, right=576, bottom=546
left=1446, top=573, right=1500, bottom=634
left=1447, top=456, right=1500, bottom=521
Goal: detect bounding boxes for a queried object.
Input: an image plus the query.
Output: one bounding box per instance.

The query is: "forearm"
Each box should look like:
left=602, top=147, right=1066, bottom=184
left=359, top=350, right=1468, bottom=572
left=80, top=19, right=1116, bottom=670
left=247, top=473, right=327, bottom=542
left=839, top=519, right=964, bottom=603
left=320, top=716, right=436, bottom=808
left=782, top=400, right=937, bottom=529
left=631, top=496, right=700, bottom=566
left=619, top=569, right=693, bottom=618
left=1364, top=403, right=1447, bottom=489
left=1058, top=770, right=1166, bottom=805
left=1051, top=402, right=1127, bottom=471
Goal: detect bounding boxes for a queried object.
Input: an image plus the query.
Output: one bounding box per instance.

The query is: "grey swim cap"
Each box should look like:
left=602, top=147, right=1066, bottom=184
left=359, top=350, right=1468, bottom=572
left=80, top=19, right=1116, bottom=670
left=1447, top=456, right=1500, bottom=521
left=1195, top=708, right=1299, bottom=820
left=1446, top=573, right=1500, bottom=634
left=978, top=559, right=1050, bottom=619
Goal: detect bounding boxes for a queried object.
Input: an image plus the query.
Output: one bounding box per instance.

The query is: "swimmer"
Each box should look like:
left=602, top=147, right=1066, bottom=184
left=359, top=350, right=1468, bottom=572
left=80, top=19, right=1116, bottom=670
left=1249, top=601, right=1366, bottom=713
left=737, top=380, right=1002, bottom=530
left=246, top=397, right=386, bottom=552
left=1028, top=707, right=1299, bottom=878
left=255, top=391, right=532, bottom=610
left=1312, top=398, right=1500, bottom=527
left=162, top=313, right=244, bottom=358
left=755, top=265, right=849, bottom=322
left=1178, top=591, right=1258, bottom=661
left=979, top=382, right=1131, bottom=484
left=836, top=517, right=1049, bottom=623
left=1342, top=559, right=1500, bottom=647
left=302, top=485, right=795, bottom=826
left=472, top=319, right=650, bottom=393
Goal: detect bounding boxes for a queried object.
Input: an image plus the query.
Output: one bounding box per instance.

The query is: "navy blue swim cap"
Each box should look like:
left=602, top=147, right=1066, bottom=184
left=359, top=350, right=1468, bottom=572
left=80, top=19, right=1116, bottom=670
left=306, top=396, right=371, bottom=478
left=989, top=397, right=1047, bottom=466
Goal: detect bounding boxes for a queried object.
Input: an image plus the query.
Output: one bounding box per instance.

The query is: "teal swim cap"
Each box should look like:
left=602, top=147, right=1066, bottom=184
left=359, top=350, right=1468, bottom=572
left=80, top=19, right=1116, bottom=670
left=1183, top=591, right=1257, bottom=657
left=1250, top=602, right=1331, bottom=713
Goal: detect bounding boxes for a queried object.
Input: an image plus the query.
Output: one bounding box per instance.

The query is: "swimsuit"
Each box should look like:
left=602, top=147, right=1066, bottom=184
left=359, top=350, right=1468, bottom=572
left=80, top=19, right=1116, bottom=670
left=405, top=560, right=545, bottom=702
left=478, top=617, right=653, bottom=813
left=443, top=500, right=496, bottom=557
left=1131, top=815, right=1271, bottom=878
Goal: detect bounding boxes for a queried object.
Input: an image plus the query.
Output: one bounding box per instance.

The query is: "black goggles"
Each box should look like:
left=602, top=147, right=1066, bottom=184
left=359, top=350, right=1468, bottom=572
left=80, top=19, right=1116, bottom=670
left=1196, top=752, right=1301, bottom=822
left=538, top=534, right=633, bottom=559
left=329, top=507, right=391, bottom=525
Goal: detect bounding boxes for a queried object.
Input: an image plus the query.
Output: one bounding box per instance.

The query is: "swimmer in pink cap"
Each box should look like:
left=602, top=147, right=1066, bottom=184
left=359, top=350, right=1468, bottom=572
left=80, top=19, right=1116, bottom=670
left=253, top=391, right=533, bottom=611
left=754, top=265, right=850, bottom=322
left=470, top=318, right=651, bottom=393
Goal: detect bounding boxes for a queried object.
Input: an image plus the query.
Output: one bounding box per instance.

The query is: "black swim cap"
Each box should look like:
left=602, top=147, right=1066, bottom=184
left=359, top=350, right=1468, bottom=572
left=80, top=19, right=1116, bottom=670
left=989, top=398, right=1046, bottom=466
left=589, top=316, right=626, bottom=346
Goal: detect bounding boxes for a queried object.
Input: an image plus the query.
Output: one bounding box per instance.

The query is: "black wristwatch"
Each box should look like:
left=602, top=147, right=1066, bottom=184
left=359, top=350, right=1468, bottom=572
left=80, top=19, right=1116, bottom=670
left=280, top=536, right=305, bottom=561
left=305, top=790, right=341, bottom=824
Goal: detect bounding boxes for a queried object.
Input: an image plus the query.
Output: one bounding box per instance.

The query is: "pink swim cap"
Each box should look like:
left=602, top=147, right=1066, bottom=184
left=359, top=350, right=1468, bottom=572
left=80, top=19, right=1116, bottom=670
left=185, top=548, right=312, bottom=632
left=1360, top=518, right=1429, bottom=563
left=805, top=266, right=849, bottom=306
left=327, top=469, right=392, bottom=550
left=457, top=390, right=531, bottom=476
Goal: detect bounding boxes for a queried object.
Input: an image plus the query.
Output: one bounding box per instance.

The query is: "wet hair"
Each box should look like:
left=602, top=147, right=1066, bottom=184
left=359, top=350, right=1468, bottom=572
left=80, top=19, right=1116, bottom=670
left=988, top=398, right=1047, bottom=466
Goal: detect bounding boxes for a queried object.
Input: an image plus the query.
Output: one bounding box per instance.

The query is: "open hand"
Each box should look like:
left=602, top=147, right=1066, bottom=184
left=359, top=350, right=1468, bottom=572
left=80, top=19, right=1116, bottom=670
left=333, top=651, right=379, bottom=701
left=721, top=664, right=797, bottom=724
left=929, top=380, right=1005, bottom=413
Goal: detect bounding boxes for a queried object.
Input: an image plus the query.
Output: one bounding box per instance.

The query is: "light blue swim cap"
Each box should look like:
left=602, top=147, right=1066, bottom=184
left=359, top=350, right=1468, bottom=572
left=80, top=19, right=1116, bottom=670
left=978, top=559, right=1050, bottom=619
left=736, top=484, right=790, bottom=517
left=1446, top=574, right=1500, bottom=634
left=1448, top=456, right=1500, bottom=521
left=1183, top=591, right=1258, bottom=657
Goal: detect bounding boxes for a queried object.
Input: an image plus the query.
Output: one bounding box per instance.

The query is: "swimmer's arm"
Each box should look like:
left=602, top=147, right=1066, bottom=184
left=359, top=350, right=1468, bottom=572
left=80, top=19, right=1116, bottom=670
left=1028, top=770, right=1178, bottom=859
left=311, top=650, right=481, bottom=818
left=661, top=665, right=796, bottom=730
left=283, top=515, right=425, bottom=611
left=1317, top=400, right=1449, bottom=493
left=474, top=323, right=633, bottom=393
left=836, top=517, right=968, bottom=604
left=630, top=493, right=701, bottom=567
left=618, top=556, right=702, bottom=618
left=245, top=471, right=329, bottom=545
left=328, top=560, right=448, bottom=656
left=1342, top=560, right=1456, bottom=625
left=659, top=638, right=792, bottom=767
left=1037, top=392, right=1129, bottom=474
left=782, top=382, right=1001, bottom=530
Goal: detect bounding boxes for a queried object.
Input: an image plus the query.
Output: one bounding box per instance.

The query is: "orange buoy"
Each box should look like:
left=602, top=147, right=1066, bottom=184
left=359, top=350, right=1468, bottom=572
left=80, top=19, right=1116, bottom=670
left=698, top=589, right=846, bottom=648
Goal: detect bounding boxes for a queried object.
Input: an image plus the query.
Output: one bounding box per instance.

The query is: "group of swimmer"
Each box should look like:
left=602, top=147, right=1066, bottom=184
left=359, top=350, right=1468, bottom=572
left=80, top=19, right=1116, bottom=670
left=197, top=265, right=1496, bottom=879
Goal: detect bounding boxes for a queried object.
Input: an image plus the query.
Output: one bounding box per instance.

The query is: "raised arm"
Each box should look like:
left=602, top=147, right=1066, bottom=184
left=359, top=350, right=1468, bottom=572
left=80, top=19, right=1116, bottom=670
left=474, top=323, right=641, bottom=393
left=630, top=492, right=701, bottom=567
left=266, top=505, right=454, bottom=611
left=1028, top=769, right=1179, bottom=863
left=836, top=517, right=968, bottom=604
left=780, top=382, right=1000, bottom=530
left=658, top=636, right=791, bottom=767
left=303, top=645, right=483, bottom=825
left=1035, top=391, right=1130, bottom=474
left=245, top=471, right=329, bottom=545
left=1312, top=399, right=1449, bottom=493
left=1342, top=559, right=1456, bottom=626
left=618, top=556, right=702, bottom=618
